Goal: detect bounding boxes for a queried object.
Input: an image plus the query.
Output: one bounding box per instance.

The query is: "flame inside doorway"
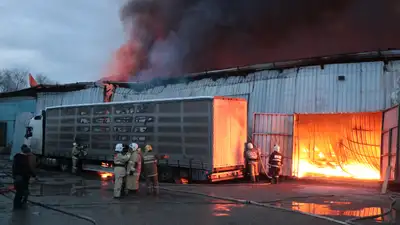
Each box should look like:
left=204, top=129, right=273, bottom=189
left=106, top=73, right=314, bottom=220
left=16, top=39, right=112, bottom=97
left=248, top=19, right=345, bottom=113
left=293, top=112, right=382, bottom=180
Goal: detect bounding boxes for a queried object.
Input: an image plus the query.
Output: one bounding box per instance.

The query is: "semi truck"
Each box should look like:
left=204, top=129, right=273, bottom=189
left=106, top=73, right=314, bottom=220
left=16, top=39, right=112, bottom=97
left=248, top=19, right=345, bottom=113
left=25, top=96, right=248, bottom=182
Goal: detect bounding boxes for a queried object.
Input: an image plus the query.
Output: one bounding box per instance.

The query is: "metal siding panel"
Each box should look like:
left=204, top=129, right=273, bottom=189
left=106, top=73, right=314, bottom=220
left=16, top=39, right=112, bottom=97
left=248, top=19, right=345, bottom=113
left=252, top=113, right=293, bottom=177
left=361, top=62, right=385, bottom=111
left=36, top=88, right=103, bottom=113
left=385, top=60, right=400, bottom=107
left=334, top=63, right=361, bottom=112
left=114, top=61, right=395, bottom=135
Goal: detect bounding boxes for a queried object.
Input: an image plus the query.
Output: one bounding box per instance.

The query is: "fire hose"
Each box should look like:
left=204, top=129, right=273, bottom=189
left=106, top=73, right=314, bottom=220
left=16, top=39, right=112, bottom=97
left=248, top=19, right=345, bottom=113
left=1, top=172, right=396, bottom=225
left=1, top=163, right=397, bottom=225
left=159, top=187, right=397, bottom=225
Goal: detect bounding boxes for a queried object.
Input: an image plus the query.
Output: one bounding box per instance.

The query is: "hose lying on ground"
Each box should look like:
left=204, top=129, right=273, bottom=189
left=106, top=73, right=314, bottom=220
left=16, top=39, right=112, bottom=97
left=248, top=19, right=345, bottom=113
left=2, top=167, right=397, bottom=224
left=160, top=187, right=350, bottom=225
left=160, top=187, right=397, bottom=225
left=345, top=196, right=397, bottom=225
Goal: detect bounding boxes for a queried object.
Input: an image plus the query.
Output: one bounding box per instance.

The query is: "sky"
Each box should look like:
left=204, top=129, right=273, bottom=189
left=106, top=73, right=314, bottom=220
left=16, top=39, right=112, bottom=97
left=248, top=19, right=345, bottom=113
left=0, top=0, right=125, bottom=83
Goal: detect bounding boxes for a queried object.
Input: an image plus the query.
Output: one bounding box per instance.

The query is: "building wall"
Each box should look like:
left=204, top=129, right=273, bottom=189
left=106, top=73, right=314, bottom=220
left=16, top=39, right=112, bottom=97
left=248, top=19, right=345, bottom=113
left=113, top=61, right=400, bottom=130
left=35, top=87, right=104, bottom=114
left=0, top=97, right=36, bottom=145
left=30, top=61, right=400, bottom=132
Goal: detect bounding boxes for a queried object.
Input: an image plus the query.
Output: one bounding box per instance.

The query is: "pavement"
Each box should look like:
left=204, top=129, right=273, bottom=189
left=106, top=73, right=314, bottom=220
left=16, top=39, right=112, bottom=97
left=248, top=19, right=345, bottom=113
left=0, top=159, right=397, bottom=225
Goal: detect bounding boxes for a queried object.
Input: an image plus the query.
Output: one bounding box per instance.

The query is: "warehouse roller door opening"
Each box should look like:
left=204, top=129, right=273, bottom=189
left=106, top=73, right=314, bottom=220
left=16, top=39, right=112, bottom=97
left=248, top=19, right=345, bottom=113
left=292, top=112, right=382, bottom=181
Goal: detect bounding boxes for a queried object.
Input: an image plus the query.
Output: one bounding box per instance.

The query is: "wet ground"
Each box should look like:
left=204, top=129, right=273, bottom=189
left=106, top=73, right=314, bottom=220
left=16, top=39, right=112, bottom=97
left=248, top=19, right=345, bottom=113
left=0, top=158, right=397, bottom=225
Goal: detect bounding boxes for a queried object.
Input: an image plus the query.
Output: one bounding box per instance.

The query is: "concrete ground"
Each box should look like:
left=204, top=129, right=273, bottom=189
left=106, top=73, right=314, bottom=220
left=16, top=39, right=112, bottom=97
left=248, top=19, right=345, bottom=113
left=0, top=159, right=397, bottom=225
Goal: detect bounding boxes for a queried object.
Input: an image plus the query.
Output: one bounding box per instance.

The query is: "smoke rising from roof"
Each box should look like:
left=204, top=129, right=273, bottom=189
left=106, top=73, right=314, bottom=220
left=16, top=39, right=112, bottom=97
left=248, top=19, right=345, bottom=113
left=107, top=0, right=400, bottom=82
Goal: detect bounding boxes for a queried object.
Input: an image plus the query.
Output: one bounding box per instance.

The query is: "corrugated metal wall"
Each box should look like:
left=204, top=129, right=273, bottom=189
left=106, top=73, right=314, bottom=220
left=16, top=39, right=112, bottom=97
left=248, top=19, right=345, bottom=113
left=252, top=113, right=293, bottom=176
left=113, top=61, right=400, bottom=130
left=35, top=87, right=104, bottom=114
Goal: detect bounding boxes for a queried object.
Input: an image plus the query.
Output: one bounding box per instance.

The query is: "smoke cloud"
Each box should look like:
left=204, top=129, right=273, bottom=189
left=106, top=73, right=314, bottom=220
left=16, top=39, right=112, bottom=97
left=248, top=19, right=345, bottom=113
left=105, top=0, right=400, bottom=82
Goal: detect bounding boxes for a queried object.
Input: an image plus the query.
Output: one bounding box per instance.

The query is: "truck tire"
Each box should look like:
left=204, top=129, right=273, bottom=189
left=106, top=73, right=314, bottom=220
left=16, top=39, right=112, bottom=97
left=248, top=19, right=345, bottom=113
left=158, top=166, right=173, bottom=182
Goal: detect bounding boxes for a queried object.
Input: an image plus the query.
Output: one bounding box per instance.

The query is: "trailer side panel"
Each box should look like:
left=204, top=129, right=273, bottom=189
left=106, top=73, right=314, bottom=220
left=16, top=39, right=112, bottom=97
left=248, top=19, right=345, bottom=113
left=44, top=98, right=214, bottom=170
left=212, top=97, right=247, bottom=170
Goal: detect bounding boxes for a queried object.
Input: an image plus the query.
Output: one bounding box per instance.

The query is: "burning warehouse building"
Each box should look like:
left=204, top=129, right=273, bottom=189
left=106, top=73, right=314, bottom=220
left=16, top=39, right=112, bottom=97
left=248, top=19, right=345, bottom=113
left=28, top=52, right=400, bottom=185
left=5, top=1, right=399, bottom=184
left=100, top=0, right=400, bottom=183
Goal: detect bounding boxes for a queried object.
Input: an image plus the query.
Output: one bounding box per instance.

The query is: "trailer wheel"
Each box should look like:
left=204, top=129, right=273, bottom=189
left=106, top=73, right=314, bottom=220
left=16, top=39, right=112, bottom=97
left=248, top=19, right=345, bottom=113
left=158, top=166, right=173, bottom=182
left=59, top=160, right=69, bottom=172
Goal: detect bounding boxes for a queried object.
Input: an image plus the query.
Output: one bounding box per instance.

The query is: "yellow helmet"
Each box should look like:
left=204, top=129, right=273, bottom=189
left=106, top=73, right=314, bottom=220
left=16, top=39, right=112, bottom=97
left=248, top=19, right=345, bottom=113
left=145, top=144, right=153, bottom=151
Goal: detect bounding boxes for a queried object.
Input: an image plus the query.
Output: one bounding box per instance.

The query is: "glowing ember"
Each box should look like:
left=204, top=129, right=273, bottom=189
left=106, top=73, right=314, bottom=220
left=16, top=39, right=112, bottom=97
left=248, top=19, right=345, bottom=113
left=99, top=172, right=113, bottom=179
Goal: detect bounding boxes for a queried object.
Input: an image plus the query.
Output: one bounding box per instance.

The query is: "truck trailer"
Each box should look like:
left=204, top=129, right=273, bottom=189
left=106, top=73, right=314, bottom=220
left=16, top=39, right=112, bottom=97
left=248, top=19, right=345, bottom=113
left=26, top=96, right=248, bottom=182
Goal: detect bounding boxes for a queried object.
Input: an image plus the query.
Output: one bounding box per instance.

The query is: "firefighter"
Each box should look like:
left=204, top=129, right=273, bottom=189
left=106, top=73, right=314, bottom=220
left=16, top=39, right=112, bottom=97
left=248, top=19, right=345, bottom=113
left=125, top=143, right=142, bottom=195
left=12, top=145, right=37, bottom=210
left=113, top=143, right=131, bottom=198
left=142, top=144, right=168, bottom=196
left=267, top=144, right=283, bottom=184
left=245, top=142, right=260, bottom=183
left=71, top=137, right=87, bottom=174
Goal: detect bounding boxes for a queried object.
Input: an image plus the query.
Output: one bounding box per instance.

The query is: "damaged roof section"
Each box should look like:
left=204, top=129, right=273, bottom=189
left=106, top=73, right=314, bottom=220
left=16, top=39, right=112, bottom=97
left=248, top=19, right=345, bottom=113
left=0, top=82, right=99, bottom=98
left=105, top=50, right=400, bottom=93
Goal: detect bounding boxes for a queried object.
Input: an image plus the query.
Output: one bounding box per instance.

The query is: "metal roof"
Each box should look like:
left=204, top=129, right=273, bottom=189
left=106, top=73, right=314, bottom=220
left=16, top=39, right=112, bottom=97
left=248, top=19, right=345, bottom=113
left=0, top=82, right=99, bottom=98
left=45, top=96, right=216, bottom=109
left=105, top=50, right=400, bottom=92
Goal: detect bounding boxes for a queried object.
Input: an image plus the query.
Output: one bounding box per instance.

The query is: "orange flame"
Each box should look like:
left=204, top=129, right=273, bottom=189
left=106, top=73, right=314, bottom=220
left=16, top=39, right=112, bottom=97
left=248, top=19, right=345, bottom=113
left=292, top=113, right=382, bottom=180
left=99, top=172, right=113, bottom=179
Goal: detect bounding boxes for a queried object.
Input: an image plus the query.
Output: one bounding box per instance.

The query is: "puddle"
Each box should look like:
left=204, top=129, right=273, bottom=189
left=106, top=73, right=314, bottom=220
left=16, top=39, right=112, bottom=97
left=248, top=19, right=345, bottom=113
left=211, top=200, right=244, bottom=217
left=276, top=201, right=396, bottom=223
left=30, top=180, right=89, bottom=197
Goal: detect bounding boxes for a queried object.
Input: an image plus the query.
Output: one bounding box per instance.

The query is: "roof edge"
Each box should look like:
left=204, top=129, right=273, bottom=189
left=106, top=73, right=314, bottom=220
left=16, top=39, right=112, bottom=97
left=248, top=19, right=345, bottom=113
left=106, top=49, right=400, bottom=90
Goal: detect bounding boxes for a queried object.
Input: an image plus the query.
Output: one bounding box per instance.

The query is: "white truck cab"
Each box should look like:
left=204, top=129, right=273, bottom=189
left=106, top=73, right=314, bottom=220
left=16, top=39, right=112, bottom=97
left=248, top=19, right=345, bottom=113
left=25, top=114, right=44, bottom=155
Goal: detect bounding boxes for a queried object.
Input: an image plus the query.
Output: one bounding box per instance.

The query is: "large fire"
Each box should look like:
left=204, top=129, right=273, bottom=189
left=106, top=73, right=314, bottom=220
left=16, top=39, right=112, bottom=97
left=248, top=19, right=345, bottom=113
left=293, top=113, right=382, bottom=180
left=297, top=151, right=380, bottom=180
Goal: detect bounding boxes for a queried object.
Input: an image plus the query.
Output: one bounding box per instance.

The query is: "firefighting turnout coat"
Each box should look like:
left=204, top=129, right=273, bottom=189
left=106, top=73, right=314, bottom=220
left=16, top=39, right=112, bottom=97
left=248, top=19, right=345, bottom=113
left=143, top=151, right=168, bottom=178
left=72, top=146, right=87, bottom=160
left=126, top=151, right=142, bottom=190
left=245, top=148, right=260, bottom=161
left=143, top=151, right=158, bottom=177
left=268, top=151, right=283, bottom=168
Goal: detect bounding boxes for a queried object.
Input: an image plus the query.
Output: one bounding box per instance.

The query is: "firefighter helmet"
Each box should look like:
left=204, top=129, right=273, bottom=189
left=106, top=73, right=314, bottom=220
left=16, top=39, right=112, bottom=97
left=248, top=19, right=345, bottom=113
left=246, top=142, right=254, bottom=149
left=144, top=144, right=153, bottom=151
left=273, top=145, right=280, bottom=152
left=129, top=143, right=139, bottom=151
left=115, top=143, right=124, bottom=152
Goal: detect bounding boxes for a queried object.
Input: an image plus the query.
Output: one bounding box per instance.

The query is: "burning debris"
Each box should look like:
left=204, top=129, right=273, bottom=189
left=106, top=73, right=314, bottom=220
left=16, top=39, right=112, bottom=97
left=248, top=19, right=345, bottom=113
left=293, top=113, right=382, bottom=180
left=105, top=0, right=399, bottom=82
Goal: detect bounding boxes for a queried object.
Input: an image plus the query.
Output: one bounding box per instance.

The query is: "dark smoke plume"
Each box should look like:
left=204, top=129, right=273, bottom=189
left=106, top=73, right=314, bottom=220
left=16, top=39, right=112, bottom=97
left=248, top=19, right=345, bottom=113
left=106, top=0, right=400, bottom=82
